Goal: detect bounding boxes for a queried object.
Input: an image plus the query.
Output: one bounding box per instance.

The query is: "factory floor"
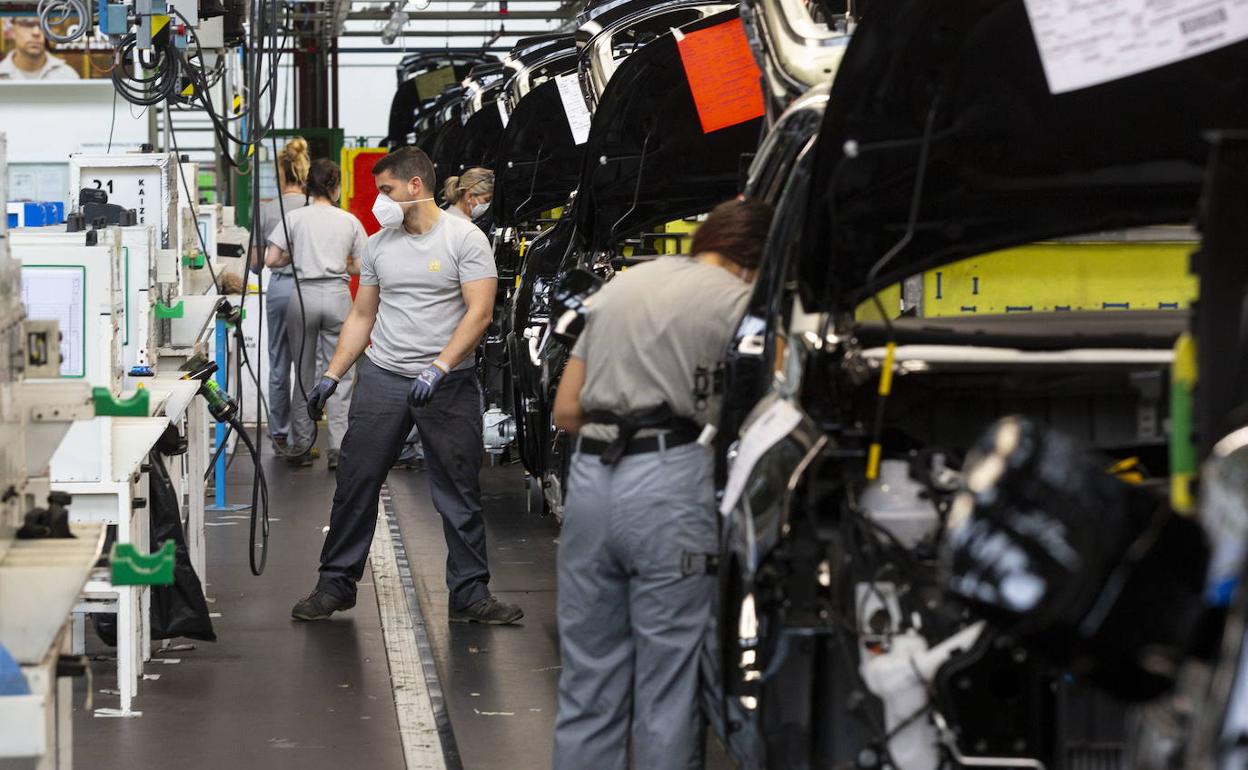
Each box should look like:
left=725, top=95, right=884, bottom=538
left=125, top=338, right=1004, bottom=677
left=72, top=441, right=734, bottom=769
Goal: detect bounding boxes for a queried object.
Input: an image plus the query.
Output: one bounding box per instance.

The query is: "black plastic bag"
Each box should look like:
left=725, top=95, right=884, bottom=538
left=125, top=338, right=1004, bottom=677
left=96, top=451, right=216, bottom=645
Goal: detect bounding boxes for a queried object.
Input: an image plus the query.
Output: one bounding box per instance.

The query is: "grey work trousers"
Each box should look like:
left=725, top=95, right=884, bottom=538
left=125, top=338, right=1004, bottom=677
left=285, top=280, right=354, bottom=454
left=265, top=272, right=294, bottom=439
left=553, top=442, right=716, bottom=770
left=316, top=356, right=491, bottom=610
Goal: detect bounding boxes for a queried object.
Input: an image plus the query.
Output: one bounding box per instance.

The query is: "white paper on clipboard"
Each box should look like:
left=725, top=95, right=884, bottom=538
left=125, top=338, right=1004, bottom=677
left=21, top=266, right=86, bottom=377
left=719, top=399, right=804, bottom=516
left=556, top=74, right=592, bottom=146
left=1023, top=0, right=1248, bottom=94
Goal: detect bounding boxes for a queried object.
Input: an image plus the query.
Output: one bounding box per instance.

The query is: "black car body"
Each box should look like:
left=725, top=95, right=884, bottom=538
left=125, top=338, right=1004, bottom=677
left=505, top=4, right=766, bottom=517
left=386, top=53, right=497, bottom=150
left=715, top=0, right=1248, bottom=767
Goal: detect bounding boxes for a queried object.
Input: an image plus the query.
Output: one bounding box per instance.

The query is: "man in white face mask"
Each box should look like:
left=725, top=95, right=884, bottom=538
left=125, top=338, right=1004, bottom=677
left=291, top=147, right=523, bottom=625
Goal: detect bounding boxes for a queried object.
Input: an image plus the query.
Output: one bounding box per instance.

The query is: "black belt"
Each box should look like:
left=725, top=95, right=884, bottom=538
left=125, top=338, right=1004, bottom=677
left=577, top=430, right=700, bottom=460
left=583, top=404, right=702, bottom=465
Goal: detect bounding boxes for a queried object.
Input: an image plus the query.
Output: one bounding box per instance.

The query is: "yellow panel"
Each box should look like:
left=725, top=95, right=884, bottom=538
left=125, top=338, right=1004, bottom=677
left=339, top=147, right=387, bottom=206
left=654, top=218, right=700, bottom=255
left=922, top=241, right=1197, bottom=316
left=854, top=284, right=903, bottom=321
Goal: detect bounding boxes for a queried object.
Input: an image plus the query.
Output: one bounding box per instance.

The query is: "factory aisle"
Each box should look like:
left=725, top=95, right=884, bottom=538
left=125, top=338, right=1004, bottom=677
left=72, top=446, right=736, bottom=770
left=386, top=464, right=562, bottom=770
left=387, top=463, right=737, bottom=770
left=72, top=452, right=406, bottom=770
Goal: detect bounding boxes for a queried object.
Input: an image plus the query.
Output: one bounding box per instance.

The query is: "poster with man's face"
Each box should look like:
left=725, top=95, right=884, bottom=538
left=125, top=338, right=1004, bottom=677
left=0, top=17, right=109, bottom=81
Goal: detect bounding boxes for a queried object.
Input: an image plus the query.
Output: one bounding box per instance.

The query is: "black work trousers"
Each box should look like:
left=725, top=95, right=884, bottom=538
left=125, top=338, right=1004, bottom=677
left=316, top=356, right=491, bottom=611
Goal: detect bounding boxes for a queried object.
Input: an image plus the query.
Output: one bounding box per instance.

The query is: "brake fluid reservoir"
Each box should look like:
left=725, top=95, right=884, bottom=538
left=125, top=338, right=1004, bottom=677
left=860, top=460, right=940, bottom=549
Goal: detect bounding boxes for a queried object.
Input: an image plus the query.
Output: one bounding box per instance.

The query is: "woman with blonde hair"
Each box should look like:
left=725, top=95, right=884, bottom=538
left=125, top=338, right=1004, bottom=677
left=265, top=158, right=369, bottom=470
left=442, top=167, right=494, bottom=221
left=251, top=136, right=311, bottom=454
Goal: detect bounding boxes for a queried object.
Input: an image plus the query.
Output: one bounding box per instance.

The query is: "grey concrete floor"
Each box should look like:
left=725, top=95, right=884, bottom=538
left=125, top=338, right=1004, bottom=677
left=72, top=439, right=737, bottom=770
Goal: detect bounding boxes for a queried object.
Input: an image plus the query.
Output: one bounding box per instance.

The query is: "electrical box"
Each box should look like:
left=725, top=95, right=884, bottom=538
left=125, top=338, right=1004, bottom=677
left=69, top=153, right=180, bottom=252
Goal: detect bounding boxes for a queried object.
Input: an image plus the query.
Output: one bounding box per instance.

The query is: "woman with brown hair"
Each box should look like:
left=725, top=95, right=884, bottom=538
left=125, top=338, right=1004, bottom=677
left=550, top=197, right=774, bottom=770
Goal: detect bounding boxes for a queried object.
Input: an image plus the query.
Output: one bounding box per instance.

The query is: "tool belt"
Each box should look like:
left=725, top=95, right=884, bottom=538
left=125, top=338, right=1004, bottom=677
left=580, top=404, right=702, bottom=465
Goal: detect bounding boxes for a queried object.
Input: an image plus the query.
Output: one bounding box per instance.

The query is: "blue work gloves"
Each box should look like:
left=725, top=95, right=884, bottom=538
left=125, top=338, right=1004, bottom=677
left=307, top=375, right=339, bottom=421
left=408, top=362, right=449, bottom=408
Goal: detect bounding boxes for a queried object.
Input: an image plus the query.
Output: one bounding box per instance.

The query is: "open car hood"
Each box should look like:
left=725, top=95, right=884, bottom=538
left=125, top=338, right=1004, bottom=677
left=456, top=96, right=506, bottom=174
left=387, top=54, right=496, bottom=148
left=495, top=77, right=585, bottom=227
left=503, top=34, right=579, bottom=107
left=574, top=7, right=764, bottom=250
left=799, top=0, right=1248, bottom=311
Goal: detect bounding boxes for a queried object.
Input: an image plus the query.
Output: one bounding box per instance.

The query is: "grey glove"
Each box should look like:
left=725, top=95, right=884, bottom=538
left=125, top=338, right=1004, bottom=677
left=307, top=375, right=338, bottom=421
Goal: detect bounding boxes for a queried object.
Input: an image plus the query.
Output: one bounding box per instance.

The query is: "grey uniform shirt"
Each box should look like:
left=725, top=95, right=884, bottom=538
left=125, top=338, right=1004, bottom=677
left=361, top=211, right=497, bottom=376
left=571, top=257, right=751, bottom=441
left=0, top=54, right=79, bottom=80
left=257, top=194, right=307, bottom=276
left=268, top=204, right=368, bottom=283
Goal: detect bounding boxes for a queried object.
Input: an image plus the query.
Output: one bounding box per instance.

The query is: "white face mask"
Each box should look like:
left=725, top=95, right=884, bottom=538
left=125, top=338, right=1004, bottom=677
left=470, top=202, right=490, bottom=219
left=372, top=192, right=432, bottom=229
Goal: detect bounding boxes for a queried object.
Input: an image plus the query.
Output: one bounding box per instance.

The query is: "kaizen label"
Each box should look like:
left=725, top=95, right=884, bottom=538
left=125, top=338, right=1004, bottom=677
left=1023, top=0, right=1248, bottom=94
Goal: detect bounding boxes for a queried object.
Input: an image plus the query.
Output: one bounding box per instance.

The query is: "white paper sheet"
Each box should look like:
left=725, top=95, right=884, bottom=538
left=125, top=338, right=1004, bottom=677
left=555, top=74, right=592, bottom=146
left=719, top=398, right=804, bottom=516
left=1023, top=0, right=1248, bottom=94
left=21, top=266, right=86, bottom=377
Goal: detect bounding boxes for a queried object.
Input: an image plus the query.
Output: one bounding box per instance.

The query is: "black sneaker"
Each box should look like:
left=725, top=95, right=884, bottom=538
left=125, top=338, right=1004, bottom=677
left=327, top=449, right=340, bottom=470
left=291, top=590, right=356, bottom=621
left=284, top=450, right=313, bottom=467
left=449, top=595, right=524, bottom=625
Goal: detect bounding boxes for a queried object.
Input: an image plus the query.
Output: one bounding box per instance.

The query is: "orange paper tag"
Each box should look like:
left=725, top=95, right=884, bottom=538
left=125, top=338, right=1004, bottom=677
left=676, top=18, right=765, bottom=134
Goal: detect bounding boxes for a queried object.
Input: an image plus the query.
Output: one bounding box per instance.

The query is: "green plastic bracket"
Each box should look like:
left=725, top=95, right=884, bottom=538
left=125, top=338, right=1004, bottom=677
left=110, top=541, right=176, bottom=586
left=238, top=307, right=246, bottom=321
left=92, top=386, right=150, bottom=417
left=155, top=301, right=184, bottom=319
left=183, top=253, right=206, bottom=269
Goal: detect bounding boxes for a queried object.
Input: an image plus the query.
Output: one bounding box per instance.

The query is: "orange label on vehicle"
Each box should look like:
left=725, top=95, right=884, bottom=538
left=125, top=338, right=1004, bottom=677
left=676, top=18, right=765, bottom=134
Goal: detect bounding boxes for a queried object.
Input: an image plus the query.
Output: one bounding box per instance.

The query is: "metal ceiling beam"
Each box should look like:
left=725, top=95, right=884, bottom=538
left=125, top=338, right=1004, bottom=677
left=345, top=9, right=571, bottom=19
left=338, top=28, right=548, bottom=35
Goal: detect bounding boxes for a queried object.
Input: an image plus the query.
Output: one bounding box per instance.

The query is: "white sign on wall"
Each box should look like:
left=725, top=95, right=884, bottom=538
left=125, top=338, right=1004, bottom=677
left=1024, top=0, right=1248, bottom=94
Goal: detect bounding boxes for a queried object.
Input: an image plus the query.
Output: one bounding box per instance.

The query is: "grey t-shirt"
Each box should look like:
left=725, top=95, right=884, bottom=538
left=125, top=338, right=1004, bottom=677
left=361, top=211, right=497, bottom=376
left=268, top=203, right=368, bottom=283
left=571, top=257, right=751, bottom=441
left=0, top=54, right=79, bottom=80
left=444, top=205, right=470, bottom=220
left=257, top=193, right=307, bottom=276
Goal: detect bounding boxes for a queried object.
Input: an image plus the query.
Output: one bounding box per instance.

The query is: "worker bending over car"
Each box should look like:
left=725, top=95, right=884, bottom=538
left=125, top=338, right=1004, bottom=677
left=290, top=147, right=523, bottom=626
left=551, top=198, right=774, bottom=770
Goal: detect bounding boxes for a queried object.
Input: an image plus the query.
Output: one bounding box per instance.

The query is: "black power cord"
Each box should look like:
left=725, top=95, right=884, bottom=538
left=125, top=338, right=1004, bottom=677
left=168, top=110, right=273, bottom=577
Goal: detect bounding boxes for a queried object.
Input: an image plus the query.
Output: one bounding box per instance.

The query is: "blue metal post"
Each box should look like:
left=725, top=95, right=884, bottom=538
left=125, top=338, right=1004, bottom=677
left=213, top=317, right=229, bottom=507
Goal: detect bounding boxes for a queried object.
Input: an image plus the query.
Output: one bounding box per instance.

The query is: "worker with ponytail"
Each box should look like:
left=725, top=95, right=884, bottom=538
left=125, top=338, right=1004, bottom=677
left=265, top=158, right=370, bottom=471
left=442, top=167, right=493, bottom=222
left=251, top=136, right=311, bottom=455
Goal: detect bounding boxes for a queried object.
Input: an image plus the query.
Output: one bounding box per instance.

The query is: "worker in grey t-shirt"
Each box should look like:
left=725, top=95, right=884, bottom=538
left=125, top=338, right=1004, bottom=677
left=249, top=137, right=310, bottom=454
left=550, top=198, right=773, bottom=770
left=265, top=159, right=368, bottom=469
left=289, top=147, right=524, bottom=626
